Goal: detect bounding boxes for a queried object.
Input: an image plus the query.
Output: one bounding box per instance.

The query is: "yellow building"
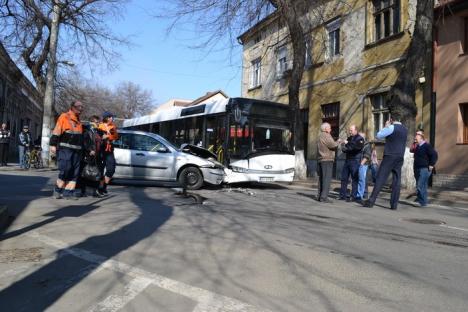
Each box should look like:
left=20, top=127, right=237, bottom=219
left=238, top=0, right=432, bottom=176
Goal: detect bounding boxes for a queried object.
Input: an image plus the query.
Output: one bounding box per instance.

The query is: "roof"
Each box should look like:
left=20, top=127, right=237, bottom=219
left=190, top=90, right=228, bottom=105
left=237, top=11, right=279, bottom=44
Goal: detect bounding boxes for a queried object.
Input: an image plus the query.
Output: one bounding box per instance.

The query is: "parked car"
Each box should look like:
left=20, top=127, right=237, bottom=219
left=112, top=130, right=225, bottom=189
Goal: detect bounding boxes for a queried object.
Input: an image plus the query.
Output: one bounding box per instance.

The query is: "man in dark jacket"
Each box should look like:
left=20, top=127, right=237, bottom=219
left=413, top=133, right=438, bottom=206
left=0, top=123, right=11, bottom=166
left=364, top=117, right=408, bottom=210
left=18, top=125, right=32, bottom=169
left=339, top=125, right=364, bottom=201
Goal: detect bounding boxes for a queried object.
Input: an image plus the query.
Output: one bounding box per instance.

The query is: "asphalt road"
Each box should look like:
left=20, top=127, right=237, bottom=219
left=1, top=170, right=467, bottom=312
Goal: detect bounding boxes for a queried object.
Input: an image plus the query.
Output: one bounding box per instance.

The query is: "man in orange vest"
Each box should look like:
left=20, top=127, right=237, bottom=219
left=50, top=101, right=84, bottom=199
left=97, top=111, right=118, bottom=195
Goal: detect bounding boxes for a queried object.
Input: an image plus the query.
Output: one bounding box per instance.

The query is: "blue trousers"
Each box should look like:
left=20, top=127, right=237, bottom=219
left=368, top=155, right=403, bottom=209
left=357, top=164, right=368, bottom=199
left=415, top=167, right=431, bottom=206
left=340, top=159, right=360, bottom=199
left=18, top=145, right=26, bottom=168
left=57, top=148, right=81, bottom=182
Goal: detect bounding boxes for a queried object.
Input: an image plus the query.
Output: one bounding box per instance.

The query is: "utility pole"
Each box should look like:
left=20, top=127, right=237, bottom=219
left=40, top=1, right=61, bottom=167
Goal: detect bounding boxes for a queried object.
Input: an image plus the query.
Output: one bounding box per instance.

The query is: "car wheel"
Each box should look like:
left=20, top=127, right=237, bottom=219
left=179, top=166, right=204, bottom=190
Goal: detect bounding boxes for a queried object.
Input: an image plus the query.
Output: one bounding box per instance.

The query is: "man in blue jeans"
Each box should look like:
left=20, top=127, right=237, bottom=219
left=356, top=133, right=371, bottom=203
left=412, top=133, right=438, bottom=206
left=18, top=125, right=31, bottom=169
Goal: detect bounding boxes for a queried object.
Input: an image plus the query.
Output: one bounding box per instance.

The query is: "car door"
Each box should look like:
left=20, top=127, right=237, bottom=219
left=113, top=132, right=133, bottom=178
left=130, top=134, right=176, bottom=180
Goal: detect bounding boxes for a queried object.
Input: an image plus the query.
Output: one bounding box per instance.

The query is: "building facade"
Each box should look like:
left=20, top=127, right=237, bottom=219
left=0, top=44, right=43, bottom=161
left=238, top=0, right=432, bottom=177
left=433, top=0, right=468, bottom=189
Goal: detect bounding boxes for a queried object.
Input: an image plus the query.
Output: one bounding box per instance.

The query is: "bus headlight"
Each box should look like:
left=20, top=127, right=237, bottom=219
left=285, top=168, right=295, bottom=174
left=231, top=166, right=249, bottom=173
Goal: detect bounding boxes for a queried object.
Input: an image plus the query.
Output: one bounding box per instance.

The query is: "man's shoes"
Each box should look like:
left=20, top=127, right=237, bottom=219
left=93, top=190, right=105, bottom=198
left=354, top=198, right=363, bottom=204
left=390, top=206, right=397, bottom=210
left=346, top=197, right=351, bottom=202
left=53, top=190, right=63, bottom=199
left=363, top=200, right=373, bottom=208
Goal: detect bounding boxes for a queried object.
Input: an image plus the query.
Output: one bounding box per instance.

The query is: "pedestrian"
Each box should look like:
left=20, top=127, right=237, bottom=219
left=317, top=122, right=341, bottom=203
left=0, top=123, right=11, bottom=166
left=410, top=129, right=424, bottom=153
left=98, top=112, right=118, bottom=195
left=78, top=115, right=104, bottom=198
left=339, top=125, right=364, bottom=201
left=412, top=132, right=438, bottom=206
left=18, top=125, right=32, bottom=169
left=363, top=116, right=408, bottom=210
left=370, top=143, right=379, bottom=183
left=50, top=101, right=84, bottom=199
left=356, top=132, right=371, bottom=203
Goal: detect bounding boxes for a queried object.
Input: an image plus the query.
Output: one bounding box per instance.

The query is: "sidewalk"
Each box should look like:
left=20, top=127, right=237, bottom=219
left=277, top=178, right=468, bottom=208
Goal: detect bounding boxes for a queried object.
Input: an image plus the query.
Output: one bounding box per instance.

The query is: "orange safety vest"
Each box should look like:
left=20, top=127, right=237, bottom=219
left=98, top=122, right=118, bottom=152
left=52, top=110, right=83, bottom=150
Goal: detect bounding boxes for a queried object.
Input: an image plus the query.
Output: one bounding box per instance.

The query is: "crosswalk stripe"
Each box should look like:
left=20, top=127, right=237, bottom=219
left=26, top=230, right=269, bottom=312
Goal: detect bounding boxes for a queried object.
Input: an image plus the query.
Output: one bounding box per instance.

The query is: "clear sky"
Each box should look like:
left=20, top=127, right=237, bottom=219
left=91, top=0, right=243, bottom=106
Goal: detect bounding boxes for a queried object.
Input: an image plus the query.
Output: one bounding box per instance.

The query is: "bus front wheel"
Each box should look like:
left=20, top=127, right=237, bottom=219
left=179, top=166, right=204, bottom=190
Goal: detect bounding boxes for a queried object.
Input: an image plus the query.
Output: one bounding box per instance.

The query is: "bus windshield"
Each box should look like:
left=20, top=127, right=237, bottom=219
left=228, top=120, right=292, bottom=160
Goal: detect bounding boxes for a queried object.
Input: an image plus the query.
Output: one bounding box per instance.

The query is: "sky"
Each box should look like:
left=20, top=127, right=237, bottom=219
left=87, top=0, right=243, bottom=106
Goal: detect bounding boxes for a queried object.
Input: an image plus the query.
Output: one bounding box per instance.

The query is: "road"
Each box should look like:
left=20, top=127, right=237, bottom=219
left=1, top=170, right=467, bottom=312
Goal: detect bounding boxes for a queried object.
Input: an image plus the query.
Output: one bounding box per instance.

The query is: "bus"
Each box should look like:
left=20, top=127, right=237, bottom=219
left=122, top=97, right=295, bottom=183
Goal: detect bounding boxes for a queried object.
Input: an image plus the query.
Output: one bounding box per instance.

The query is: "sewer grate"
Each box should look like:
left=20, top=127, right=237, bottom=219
left=400, top=218, right=446, bottom=225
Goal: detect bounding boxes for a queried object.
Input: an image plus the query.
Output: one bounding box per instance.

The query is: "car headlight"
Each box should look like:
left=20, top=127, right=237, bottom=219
left=200, top=158, right=224, bottom=169
left=231, top=166, right=249, bottom=173
left=285, top=168, right=295, bottom=173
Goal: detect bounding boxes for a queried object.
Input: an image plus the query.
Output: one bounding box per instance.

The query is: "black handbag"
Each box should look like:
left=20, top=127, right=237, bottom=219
left=81, top=159, right=102, bottom=182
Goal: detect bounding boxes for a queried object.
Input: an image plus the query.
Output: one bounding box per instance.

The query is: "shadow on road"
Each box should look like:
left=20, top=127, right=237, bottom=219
left=0, top=185, right=173, bottom=311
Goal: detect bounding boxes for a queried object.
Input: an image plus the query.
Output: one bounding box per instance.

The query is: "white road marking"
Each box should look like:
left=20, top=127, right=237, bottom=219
left=88, top=277, right=153, bottom=312
left=26, top=231, right=268, bottom=312
left=439, top=224, right=468, bottom=232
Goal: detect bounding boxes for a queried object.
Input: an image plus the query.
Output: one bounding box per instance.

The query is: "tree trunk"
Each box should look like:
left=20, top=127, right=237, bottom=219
left=41, top=2, right=61, bottom=167
left=389, top=0, right=433, bottom=189
left=274, top=0, right=308, bottom=179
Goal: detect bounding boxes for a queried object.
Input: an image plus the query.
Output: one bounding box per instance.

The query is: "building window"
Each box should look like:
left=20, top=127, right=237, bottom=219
left=373, top=0, right=400, bottom=41
left=459, top=103, right=468, bottom=144
left=253, top=34, right=261, bottom=45
left=250, top=58, right=262, bottom=88
left=371, top=93, right=390, bottom=136
left=326, top=19, right=341, bottom=58
left=321, top=102, right=340, bottom=139
left=276, top=45, right=289, bottom=78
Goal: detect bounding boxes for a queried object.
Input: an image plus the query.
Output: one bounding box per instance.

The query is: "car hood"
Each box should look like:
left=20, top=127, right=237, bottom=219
left=180, top=144, right=218, bottom=160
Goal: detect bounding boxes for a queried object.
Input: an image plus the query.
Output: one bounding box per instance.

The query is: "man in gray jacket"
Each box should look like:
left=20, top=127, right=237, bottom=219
left=317, top=122, right=341, bottom=203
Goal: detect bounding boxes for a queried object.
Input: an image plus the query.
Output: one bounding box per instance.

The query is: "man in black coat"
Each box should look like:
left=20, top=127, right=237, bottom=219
left=339, top=125, right=364, bottom=201
left=0, top=123, right=11, bottom=166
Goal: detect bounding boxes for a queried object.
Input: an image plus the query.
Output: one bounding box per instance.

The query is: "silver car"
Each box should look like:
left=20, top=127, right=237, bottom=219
left=112, top=130, right=225, bottom=189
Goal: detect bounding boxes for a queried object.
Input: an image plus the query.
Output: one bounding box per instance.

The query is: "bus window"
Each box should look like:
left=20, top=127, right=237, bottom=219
left=229, top=123, right=252, bottom=159
left=187, top=116, right=204, bottom=146
left=206, top=115, right=225, bottom=162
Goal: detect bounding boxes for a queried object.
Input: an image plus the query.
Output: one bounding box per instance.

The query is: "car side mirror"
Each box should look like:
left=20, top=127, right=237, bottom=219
left=156, top=146, right=169, bottom=153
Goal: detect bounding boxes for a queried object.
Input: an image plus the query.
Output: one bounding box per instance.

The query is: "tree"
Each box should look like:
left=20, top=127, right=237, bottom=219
left=1, top=0, right=129, bottom=165
left=162, top=0, right=311, bottom=178
left=55, top=72, right=155, bottom=120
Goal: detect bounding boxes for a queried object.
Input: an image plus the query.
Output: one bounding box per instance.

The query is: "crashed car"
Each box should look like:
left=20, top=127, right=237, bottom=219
left=112, top=130, right=225, bottom=189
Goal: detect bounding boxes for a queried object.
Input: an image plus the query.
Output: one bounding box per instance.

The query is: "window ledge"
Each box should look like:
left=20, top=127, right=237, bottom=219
left=456, top=142, right=468, bottom=145
left=305, top=62, right=324, bottom=70
left=248, top=85, right=262, bottom=91
left=364, top=32, right=405, bottom=50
